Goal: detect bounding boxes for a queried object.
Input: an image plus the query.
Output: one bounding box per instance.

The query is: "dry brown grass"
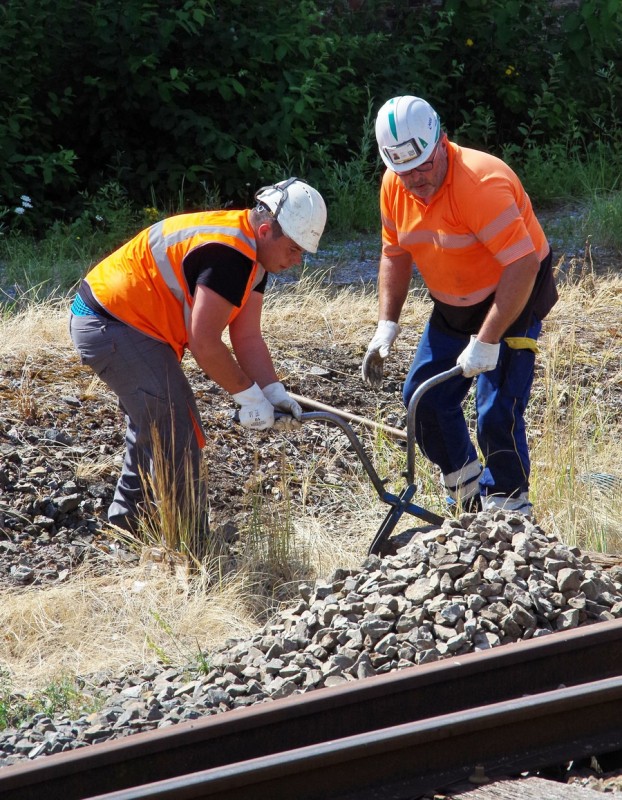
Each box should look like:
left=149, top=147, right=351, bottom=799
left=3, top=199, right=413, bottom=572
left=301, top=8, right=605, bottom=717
left=262, top=271, right=432, bottom=352
left=1, top=269, right=621, bottom=693
left=530, top=271, right=622, bottom=551
left=0, top=565, right=259, bottom=690
left=0, top=297, right=70, bottom=360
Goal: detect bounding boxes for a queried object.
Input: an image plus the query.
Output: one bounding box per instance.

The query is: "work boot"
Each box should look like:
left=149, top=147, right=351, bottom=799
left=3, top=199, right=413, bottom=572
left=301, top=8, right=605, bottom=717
left=481, top=492, right=533, bottom=519
left=108, top=512, right=139, bottom=534
left=446, top=493, right=481, bottom=515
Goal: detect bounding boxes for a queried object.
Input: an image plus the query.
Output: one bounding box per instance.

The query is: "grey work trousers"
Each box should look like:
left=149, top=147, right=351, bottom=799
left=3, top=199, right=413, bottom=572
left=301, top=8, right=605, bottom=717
left=69, top=313, right=206, bottom=531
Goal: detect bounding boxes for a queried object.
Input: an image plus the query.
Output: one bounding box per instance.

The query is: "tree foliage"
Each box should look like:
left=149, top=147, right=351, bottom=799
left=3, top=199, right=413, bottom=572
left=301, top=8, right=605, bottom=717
left=1, top=0, right=621, bottom=229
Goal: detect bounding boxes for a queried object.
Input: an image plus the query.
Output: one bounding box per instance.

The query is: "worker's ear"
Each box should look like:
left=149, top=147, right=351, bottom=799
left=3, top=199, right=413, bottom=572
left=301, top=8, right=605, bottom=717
left=256, top=222, right=273, bottom=241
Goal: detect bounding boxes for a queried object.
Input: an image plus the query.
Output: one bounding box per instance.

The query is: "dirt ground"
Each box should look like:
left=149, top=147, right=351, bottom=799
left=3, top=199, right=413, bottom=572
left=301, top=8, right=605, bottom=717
left=0, top=330, right=414, bottom=585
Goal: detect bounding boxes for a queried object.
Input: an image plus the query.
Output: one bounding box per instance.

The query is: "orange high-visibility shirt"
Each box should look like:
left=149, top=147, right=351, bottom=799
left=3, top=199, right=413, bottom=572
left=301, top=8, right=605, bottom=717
left=85, top=209, right=262, bottom=359
left=380, top=142, right=549, bottom=307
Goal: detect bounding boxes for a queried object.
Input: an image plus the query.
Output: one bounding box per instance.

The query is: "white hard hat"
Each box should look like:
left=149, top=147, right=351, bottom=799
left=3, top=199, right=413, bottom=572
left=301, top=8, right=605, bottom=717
left=375, top=96, right=441, bottom=173
left=255, top=177, right=327, bottom=253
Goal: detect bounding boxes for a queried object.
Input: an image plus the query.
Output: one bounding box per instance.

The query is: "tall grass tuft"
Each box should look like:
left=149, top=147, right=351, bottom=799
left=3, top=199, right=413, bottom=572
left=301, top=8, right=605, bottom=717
left=582, top=190, right=622, bottom=251
left=237, top=448, right=312, bottom=612
left=531, top=272, right=622, bottom=554
left=108, top=424, right=221, bottom=578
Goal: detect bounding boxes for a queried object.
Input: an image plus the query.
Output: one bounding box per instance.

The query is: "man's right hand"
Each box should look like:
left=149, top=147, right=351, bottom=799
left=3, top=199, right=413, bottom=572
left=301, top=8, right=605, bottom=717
left=232, top=382, right=275, bottom=430
left=361, top=320, right=401, bottom=388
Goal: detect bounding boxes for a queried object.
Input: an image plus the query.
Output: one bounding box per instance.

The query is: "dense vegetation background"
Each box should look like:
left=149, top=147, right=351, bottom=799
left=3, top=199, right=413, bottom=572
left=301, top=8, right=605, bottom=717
left=1, top=0, right=621, bottom=237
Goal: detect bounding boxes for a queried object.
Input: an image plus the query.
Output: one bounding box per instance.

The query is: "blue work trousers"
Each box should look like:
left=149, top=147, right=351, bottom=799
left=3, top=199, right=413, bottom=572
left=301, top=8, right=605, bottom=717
left=403, top=318, right=542, bottom=499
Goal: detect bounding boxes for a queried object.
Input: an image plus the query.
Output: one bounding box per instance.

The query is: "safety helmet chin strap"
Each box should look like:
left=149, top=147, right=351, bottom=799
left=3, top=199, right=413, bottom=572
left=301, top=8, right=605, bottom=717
left=254, top=177, right=299, bottom=220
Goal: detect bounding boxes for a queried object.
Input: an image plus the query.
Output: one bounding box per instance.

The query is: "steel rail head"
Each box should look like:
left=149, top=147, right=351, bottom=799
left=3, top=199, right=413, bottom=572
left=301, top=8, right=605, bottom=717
left=406, top=365, right=463, bottom=485
left=4, top=618, right=622, bottom=800
left=83, top=675, right=622, bottom=800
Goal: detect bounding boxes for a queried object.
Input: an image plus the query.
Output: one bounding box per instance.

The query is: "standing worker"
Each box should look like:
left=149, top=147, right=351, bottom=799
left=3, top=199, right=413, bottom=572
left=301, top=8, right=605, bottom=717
left=70, top=178, right=326, bottom=535
left=362, top=96, right=557, bottom=517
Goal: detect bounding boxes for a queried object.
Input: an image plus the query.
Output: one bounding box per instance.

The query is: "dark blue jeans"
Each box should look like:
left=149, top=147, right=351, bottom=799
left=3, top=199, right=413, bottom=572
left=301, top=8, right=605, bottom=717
left=403, top=317, right=542, bottom=500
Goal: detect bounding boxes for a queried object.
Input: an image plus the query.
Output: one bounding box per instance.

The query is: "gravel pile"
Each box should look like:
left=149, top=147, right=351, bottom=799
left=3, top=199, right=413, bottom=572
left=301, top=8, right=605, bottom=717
left=2, top=508, right=622, bottom=768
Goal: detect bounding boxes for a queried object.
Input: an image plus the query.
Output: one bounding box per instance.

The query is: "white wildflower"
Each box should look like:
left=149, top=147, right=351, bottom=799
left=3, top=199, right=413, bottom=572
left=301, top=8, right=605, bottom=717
left=14, top=207, right=25, bottom=215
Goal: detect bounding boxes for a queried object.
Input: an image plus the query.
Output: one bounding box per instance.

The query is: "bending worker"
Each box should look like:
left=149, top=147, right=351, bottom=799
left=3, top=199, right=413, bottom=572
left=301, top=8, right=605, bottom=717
left=70, top=178, right=326, bottom=534
left=362, top=96, right=557, bottom=517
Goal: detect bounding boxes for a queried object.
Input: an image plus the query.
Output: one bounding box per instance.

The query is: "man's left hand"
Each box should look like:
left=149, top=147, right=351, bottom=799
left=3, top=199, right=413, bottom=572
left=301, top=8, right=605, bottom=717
left=262, top=382, right=302, bottom=430
left=457, top=336, right=500, bottom=378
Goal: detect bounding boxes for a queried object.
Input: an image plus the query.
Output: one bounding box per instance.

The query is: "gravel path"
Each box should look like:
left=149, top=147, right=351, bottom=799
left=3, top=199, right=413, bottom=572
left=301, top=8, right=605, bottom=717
left=1, top=502, right=622, bottom=792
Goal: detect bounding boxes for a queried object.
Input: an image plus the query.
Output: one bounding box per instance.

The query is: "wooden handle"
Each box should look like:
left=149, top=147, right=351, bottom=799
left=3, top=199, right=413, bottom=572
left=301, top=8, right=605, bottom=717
left=290, top=393, right=407, bottom=441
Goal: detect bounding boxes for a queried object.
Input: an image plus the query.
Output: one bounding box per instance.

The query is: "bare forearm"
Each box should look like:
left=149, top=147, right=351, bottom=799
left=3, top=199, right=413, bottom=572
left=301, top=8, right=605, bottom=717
left=378, top=252, right=413, bottom=322
left=230, top=333, right=279, bottom=388
left=478, top=254, right=539, bottom=343
left=188, top=286, right=276, bottom=396
left=191, top=339, right=253, bottom=395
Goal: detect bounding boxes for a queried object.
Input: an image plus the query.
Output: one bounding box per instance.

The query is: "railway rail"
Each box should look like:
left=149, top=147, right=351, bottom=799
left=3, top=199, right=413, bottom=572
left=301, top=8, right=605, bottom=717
left=1, top=617, right=622, bottom=800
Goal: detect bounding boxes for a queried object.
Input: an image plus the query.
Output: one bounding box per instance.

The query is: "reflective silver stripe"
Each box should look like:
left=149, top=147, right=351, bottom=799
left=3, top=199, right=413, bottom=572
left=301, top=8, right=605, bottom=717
left=399, top=229, right=476, bottom=249
left=496, top=236, right=534, bottom=265
left=382, top=242, right=409, bottom=259
left=442, top=460, right=482, bottom=501
left=161, top=224, right=255, bottom=252
left=386, top=201, right=538, bottom=254
left=477, top=202, right=519, bottom=243
left=148, top=222, right=192, bottom=331
left=147, top=222, right=257, bottom=332
left=148, top=221, right=183, bottom=301
left=381, top=213, right=398, bottom=232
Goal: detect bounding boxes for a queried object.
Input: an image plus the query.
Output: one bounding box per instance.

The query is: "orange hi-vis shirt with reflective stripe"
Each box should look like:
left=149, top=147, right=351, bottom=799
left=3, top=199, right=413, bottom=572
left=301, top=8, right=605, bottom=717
left=85, top=209, right=261, bottom=360
left=380, top=142, right=549, bottom=307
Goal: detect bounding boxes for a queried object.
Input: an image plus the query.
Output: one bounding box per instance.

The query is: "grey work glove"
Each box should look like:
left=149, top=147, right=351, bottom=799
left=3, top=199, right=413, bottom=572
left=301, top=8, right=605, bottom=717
left=262, top=381, right=302, bottom=431
left=457, top=336, right=500, bottom=378
left=361, top=320, right=401, bottom=388
left=232, top=382, right=275, bottom=430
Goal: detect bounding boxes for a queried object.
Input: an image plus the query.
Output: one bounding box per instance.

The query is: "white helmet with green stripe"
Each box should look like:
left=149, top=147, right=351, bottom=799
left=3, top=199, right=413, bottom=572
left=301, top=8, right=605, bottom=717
left=375, top=96, right=441, bottom=173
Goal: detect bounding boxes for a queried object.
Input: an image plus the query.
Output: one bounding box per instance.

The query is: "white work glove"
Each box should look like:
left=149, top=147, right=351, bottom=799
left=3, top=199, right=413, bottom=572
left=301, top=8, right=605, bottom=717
left=361, top=320, right=401, bottom=389
left=262, top=381, right=302, bottom=431
left=232, top=382, right=275, bottom=430
left=457, top=336, right=500, bottom=378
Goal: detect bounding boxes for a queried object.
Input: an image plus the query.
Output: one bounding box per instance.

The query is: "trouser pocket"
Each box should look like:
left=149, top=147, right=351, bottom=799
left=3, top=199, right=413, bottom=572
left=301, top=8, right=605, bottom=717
left=69, top=313, right=116, bottom=372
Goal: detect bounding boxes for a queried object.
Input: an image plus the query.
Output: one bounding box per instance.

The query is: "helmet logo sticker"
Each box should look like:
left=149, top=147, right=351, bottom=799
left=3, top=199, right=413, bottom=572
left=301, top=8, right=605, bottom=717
left=388, top=109, right=398, bottom=140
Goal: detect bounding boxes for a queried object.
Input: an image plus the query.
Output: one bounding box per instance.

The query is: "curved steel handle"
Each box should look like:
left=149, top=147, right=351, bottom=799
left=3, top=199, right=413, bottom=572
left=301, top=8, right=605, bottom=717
left=299, top=411, right=388, bottom=497
left=406, top=365, right=463, bottom=485
left=231, top=408, right=389, bottom=498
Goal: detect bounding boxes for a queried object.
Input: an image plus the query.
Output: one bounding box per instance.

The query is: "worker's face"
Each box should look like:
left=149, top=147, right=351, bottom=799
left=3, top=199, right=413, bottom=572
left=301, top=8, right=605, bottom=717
left=256, top=223, right=304, bottom=272
left=398, top=134, right=448, bottom=201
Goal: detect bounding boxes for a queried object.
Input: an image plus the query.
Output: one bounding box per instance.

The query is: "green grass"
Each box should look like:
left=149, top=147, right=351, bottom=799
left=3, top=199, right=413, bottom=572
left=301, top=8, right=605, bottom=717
left=581, top=191, right=622, bottom=251
left=0, top=669, right=101, bottom=731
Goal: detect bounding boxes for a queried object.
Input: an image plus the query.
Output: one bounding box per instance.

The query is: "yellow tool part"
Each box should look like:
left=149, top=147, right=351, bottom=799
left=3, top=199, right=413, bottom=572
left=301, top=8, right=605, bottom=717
left=503, top=336, right=540, bottom=353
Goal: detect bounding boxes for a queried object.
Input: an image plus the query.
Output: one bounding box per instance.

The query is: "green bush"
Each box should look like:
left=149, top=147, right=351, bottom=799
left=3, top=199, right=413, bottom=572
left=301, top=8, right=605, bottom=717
left=0, top=0, right=621, bottom=232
